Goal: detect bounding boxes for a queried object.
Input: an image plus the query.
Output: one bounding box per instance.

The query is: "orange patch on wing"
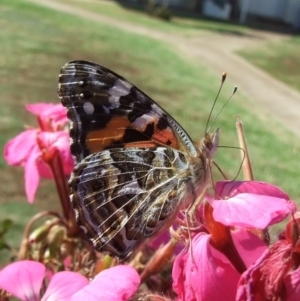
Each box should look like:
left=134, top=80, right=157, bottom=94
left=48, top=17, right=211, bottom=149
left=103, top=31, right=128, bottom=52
left=152, top=128, right=179, bottom=149
left=124, top=141, right=158, bottom=148
left=86, top=116, right=131, bottom=153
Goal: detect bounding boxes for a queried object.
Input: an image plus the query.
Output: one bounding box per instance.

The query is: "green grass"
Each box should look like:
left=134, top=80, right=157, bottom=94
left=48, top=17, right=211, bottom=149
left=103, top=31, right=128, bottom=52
left=1, top=0, right=300, bottom=263
left=238, top=36, right=300, bottom=92
left=60, top=0, right=247, bottom=36
left=0, top=203, right=39, bottom=259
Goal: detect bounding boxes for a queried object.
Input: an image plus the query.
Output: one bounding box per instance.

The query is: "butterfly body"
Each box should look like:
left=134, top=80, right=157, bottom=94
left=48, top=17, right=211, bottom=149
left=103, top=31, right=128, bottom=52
left=58, top=60, right=218, bottom=260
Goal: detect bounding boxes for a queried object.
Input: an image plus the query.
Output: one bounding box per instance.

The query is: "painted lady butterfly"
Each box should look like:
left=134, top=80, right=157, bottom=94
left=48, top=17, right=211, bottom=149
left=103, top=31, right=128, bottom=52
left=58, top=60, right=219, bottom=260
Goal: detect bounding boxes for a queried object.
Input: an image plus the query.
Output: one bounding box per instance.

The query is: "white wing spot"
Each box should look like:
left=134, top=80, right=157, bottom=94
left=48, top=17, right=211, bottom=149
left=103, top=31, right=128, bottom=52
left=83, top=102, right=94, bottom=115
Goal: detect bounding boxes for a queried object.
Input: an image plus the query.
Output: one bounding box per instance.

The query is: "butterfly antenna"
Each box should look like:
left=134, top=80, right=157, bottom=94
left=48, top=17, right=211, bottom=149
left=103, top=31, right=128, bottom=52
left=205, top=72, right=227, bottom=135
left=215, top=145, right=245, bottom=182
left=207, top=85, right=237, bottom=133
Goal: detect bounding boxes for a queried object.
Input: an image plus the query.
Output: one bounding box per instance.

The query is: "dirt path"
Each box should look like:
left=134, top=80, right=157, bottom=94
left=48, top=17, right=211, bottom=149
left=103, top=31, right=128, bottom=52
left=29, top=0, right=300, bottom=137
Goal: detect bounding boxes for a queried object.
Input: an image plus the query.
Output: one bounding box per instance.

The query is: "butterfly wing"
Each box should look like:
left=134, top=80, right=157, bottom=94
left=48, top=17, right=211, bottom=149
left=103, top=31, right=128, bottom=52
left=58, top=60, right=205, bottom=260
left=70, top=147, right=195, bottom=259
left=58, top=60, right=197, bottom=162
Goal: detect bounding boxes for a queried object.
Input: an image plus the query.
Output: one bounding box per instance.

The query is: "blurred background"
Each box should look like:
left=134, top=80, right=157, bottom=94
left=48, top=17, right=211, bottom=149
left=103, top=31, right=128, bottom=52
left=1, top=0, right=300, bottom=260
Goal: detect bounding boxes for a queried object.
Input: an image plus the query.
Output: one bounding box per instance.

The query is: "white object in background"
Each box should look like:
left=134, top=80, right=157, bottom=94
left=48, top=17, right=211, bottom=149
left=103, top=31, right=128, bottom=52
left=202, top=0, right=231, bottom=20
left=239, top=0, right=251, bottom=23
left=283, top=0, right=300, bottom=27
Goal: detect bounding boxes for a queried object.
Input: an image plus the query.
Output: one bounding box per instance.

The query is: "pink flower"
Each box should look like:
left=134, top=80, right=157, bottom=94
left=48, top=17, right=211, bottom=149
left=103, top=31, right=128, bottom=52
left=172, top=181, right=295, bottom=301
left=3, top=103, right=73, bottom=203
left=173, top=233, right=241, bottom=301
left=212, top=181, right=295, bottom=229
left=0, top=261, right=140, bottom=301
left=26, top=103, right=69, bottom=131
left=237, top=212, right=300, bottom=301
left=71, top=265, right=141, bottom=301
left=0, top=260, right=89, bottom=301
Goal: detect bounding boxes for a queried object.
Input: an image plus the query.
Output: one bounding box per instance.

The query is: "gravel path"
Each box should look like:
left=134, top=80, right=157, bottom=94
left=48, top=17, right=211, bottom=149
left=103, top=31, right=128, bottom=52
left=29, top=0, right=300, bottom=137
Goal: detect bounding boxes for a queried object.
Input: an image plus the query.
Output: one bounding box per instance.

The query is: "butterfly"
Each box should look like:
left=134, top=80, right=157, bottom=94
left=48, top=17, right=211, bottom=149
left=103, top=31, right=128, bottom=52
left=58, top=60, right=219, bottom=260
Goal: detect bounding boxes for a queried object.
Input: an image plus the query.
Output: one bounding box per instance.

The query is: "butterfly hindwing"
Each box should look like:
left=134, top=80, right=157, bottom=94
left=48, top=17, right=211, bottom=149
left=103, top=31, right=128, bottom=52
left=70, top=147, right=192, bottom=259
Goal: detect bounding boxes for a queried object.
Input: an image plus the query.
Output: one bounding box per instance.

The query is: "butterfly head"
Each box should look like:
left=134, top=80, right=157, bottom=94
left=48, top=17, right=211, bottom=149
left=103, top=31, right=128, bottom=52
left=201, top=128, right=219, bottom=160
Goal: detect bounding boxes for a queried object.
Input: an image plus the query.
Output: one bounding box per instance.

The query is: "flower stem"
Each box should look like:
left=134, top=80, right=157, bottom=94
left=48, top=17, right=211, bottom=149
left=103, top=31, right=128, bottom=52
left=47, top=149, right=73, bottom=221
left=18, top=211, right=62, bottom=260
left=236, top=117, right=253, bottom=181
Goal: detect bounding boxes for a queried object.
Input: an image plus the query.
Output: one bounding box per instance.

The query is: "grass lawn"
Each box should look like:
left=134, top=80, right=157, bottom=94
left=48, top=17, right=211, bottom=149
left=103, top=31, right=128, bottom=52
left=1, top=0, right=300, bottom=262
left=238, top=36, right=300, bottom=92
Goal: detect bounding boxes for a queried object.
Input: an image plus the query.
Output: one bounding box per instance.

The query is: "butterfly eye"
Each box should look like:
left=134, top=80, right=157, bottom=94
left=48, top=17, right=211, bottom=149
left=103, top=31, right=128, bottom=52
left=202, top=133, right=213, bottom=150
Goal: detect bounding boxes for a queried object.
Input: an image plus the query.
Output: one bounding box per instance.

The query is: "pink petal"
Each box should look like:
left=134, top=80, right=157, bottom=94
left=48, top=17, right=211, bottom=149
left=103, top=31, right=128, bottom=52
left=41, top=104, right=68, bottom=125
left=36, top=159, right=53, bottom=179
left=236, top=240, right=294, bottom=301
left=26, top=103, right=57, bottom=115
left=4, top=129, right=38, bottom=166
left=71, top=266, right=140, bottom=301
left=38, top=131, right=73, bottom=176
left=26, top=103, right=68, bottom=130
left=42, top=271, right=89, bottom=301
left=50, top=132, right=73, bottom=175
left=231, top=229, right=267, bottom=268
left=216, top=181, right=290, bottom=200
left=172, top=233, right=240, bottom=301
left=26, top=103, right=68, bottom=131
left=285, top=268, right=300, bottom=301
left=212, top=193, right=293, bottom=228
left=0, top=260, right=45, bottom=301
left=24, top=147, right=41, bottom=203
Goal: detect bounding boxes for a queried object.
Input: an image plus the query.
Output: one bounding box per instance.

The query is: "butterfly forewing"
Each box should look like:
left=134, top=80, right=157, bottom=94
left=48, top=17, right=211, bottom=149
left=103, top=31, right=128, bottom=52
left=58, top=60, right=213, bottom=260
left=58, top=60, right=197, bottom=162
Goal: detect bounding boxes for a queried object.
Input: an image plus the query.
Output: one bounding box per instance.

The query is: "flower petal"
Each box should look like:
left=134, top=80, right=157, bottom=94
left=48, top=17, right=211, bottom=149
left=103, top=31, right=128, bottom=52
left=42, top=271, right=89, bottom=301
left=231, top=228, right=267, bottom=268
left=216, top=181, right=290, bottom=200
left=212, top=193, right=293, bottom=228
left=24, top=146, right=41, bottom=203
left=42, top=104, right=68, bottom=126
left=71, top=266, right=140, bottom=301
left=173, top=233, right=240, bottom=301
left=4, top=129, right=38, bottom=166
left=50, top=131, right=73, bottom=175
left=236, top=240, right=293, bottom=301
left=0, top=260, right=45, bottom=301
left=26, top=103, right=57, bottom=115
left=26, top=103, right=68, bottom=131
left=38, top=131, right=73, bottom=176
left=36, top=159, right=53, bottom=179
left=285, top=268, right=300, bottom=301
